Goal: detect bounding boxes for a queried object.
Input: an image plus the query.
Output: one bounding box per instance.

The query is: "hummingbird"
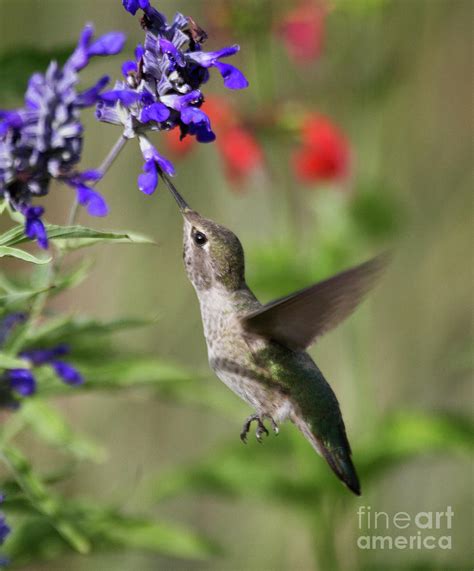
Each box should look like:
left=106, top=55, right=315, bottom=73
left=162, top=174, right=385, bottom=496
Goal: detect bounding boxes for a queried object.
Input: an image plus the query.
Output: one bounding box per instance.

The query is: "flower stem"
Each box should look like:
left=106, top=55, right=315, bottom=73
left=67, top=134, right=128, bottom=227
left=8, top=135, right=128, bottom=354
left=97, top=134, right=128, bottom=179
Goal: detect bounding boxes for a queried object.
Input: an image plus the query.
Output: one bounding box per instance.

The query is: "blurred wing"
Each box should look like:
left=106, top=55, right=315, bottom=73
left=242, top=255, right=387, bottom=350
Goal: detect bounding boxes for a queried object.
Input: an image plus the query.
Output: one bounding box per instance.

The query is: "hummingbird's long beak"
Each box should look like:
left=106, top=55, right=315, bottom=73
left=158, top=170, right=191, bottom=214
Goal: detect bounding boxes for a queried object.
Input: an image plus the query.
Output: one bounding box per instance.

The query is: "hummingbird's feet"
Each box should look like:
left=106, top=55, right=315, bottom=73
left=240, top=414, right=279, bottom=444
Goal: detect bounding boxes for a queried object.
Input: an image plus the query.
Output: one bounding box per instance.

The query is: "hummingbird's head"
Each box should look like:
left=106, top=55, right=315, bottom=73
left=161, top=174, right=245, bottom=292
left=181, top=210, right=245, bottom=292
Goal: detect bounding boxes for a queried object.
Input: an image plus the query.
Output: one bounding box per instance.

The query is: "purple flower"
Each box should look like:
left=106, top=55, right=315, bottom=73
left=0, top=513, right=10, bottom=545
left=8, top=369, right=36, bottom=396
left=0, top=25, right=125, bottom=247
left=20, top=343, right=83, bottom=387
left=51, top=361, right=83, bottom=385
left=99, top=1, right=248, bottom=192
left=137, top=135, right=175, bottom=194
left=0, top=317, right=84, bottom=408
left=65, top=170, right=108, bottom=217
left=67, top=24, right=126, bottom=72
left=23, top=205, right=48, bottom=249
left=122, top=0, right=150, bottom=15
left=20, top=344, right=69, bottom=366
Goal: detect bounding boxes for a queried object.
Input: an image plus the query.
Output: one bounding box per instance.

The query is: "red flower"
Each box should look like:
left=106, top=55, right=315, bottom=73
left=163, top=127, right=196, bottom=157
left=164, top=96, right=265, bottom=188
left=279, top=0, right=326, bottom=65
left=217, top=126, right=264, bottom=184
left=202, top=96, right=237, bottom=134
left=293, top=114, right=350, bottom=183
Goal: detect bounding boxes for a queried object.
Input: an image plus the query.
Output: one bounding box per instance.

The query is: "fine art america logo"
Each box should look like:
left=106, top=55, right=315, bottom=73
left=356, top=506, right=454, bottom=550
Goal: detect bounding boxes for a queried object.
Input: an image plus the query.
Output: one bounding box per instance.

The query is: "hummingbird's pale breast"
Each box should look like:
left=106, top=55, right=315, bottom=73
left=197, top=283, right=294, bottom=421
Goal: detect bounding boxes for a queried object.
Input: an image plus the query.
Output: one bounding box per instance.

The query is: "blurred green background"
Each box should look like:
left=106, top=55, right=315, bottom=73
left=0, top=0, right=472, bottom=569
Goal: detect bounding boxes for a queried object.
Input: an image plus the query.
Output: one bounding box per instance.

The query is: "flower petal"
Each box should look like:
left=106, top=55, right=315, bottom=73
left=76, top=75, right=110, bottom=107
left=100, top=89, right=141, bottom=105
left=122, top=0, right=150, bottom=15
left=88, top=32, right=126, bottom=57
left=24, top=206, right=48, bottom=249
left=52, top=361, right=83, bottom=385
left=187, top=45, right=240, bottom=67
left=76, top=185, right=109, bottom=217
left=140, top=102, right=170, bottom=123
left=135, top=43, right=144, bottom=60
left=67, top=24, right=94, bottom=71
left=214, top=62, right=249, bottom=90
left=8, top=369, right=36, bottom=396
left=159, top=38, right=185, bottom=67
left=138, top=159, right=158, bottom=195
left=122, top=60, right=137, bottom=77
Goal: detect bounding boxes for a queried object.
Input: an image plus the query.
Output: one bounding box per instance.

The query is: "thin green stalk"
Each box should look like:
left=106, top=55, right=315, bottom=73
left=8, top=134, right=128, bottom=354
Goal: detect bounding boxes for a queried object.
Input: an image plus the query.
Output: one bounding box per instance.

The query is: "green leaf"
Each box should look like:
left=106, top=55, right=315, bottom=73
left=0, top=224, right=154, bottom=248
left=86, top=510, right=218, bottom=559
left=0, top=246, right=52, bottom=264
left=3, top=505, right=217, bottom=566
left=20, top=400, right=106, bottom=462
left=27, top=316, right=155, bottom=345
left=50, top=257, right=93, bottom=294
left=0, top=352, right=30, bottom=370
left=0, top=285, right=53, bottom=310
left=0, top=446, right=91, bottom=554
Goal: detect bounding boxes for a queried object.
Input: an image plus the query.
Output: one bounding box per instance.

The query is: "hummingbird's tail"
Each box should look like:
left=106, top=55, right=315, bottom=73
left=292, top=416, right=361, bottom=495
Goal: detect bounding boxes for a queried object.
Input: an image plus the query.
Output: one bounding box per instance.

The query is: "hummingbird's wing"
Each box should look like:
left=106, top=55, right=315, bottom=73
left=241, top=255, right=387, bottom=350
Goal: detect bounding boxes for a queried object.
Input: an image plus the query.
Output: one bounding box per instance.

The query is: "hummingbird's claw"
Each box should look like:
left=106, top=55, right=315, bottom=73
left=255, top=421, right=269, bottom=442
left=269, top=417, right=279, bottom=435
left=240, top=413, right=278, bottom=444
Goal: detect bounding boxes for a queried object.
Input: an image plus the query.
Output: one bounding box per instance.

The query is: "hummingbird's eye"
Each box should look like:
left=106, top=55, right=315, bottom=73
left=193, top=230, right=208, bottom=246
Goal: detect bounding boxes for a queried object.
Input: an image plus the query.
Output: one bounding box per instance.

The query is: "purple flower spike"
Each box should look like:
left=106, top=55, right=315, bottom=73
left=52, top=361, right=83, bottom=385
left=109, top=0, right=248, bottom=193
left=0, top=25, right=125, bottom=247
left=8, top=369, right=37, bottom=396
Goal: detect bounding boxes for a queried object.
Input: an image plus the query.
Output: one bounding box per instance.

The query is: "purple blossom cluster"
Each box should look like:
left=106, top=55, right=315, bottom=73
left=0, top=25, right=125, bottom=248
left=0, top=314, right=82, bottom=409
left=96, top=0, right=248, bottom=194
